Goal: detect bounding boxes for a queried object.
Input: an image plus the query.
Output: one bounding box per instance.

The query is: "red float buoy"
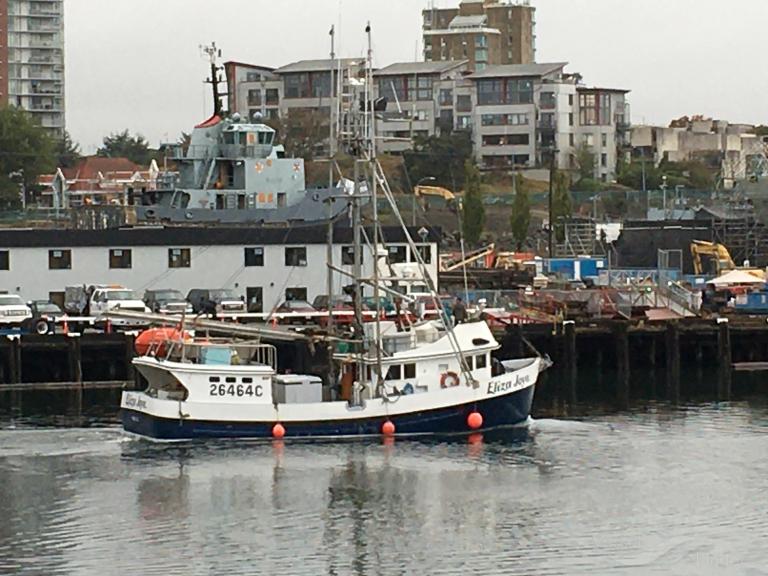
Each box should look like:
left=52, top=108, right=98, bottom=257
left=467, top=411, right=483, bottom=430
left=272, top=423, right=286, bottom=439
left=382, top=420, right=396, bottom=436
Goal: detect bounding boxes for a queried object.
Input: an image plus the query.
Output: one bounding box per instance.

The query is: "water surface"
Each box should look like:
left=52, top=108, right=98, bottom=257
left=0, top=398, right=766, bottom=575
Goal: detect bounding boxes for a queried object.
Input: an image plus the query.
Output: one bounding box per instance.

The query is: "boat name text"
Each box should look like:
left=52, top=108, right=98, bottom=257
left=487, top=373, right=531, bottom=395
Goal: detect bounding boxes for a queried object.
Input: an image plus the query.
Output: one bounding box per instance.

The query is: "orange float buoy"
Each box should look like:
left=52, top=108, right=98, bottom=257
left=382, top=420, right=396, bottom=436
left=272, top=423, right=286, bottom=439
left=467, top=411, right=483, bottom=430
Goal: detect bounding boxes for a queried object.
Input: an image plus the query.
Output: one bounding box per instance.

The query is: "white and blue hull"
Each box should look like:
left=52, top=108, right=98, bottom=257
left=121, top=358, right=541, bottom=441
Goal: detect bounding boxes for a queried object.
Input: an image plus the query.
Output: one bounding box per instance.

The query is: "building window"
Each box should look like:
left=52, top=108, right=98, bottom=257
left=109, top=249, right=132, bottom=269
left=438, top=109, right=454, bottom=132
left=474, top=35, right=488, bottom=48
left=416, top=76, right=433, bottom=101
left=414, top=245, right=432, bottom=264
left=49, top=249, right=71, bottom=270
left=265, top=89, right=279, bottom=105
left=285, top=287, right=307, bottom=302
left=569, top=134, right=575, bottom=146
left=474, top=48, right=489, bottom=63
left=540, top=92, right=556, bottom=109
left=0, top=251, right=8, bottom=271
left=439, top=88, right=453, bottom=106
left=246, top=72, right=261, bottom=82
left=247, top=89, right=261, bottom=106
left=478, top=78, right=533, bottom=106
left=342, top=246, right=363, bottom=266
left=285, top=247, right=307, bottom=267
left=244, top=247, right=265, bottom=267
left=457, top=116, right=472, bottom=130
left=601, top=153, right=608, bottom=167
left=168, top=248, right=191, bottom=268
left=569, top=94, right=574, bottom=106
left=569, top=113, right=574, bottom=126
left=602, top=133, right=608, bottom=147
left=482, top=134, right=529, bottom=146
left=456, top=94, right=472, bottom=112
left=481, top=113, right=529, bottom=127
left=579, top=92, right=612, bottom=126
left=404, top=363, right=416, bottom=379
left=584, top=134, right=594, bottom=147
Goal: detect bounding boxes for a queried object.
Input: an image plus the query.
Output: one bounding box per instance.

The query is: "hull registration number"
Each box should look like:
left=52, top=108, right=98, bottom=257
left=209, top=384, right=264, bottom=398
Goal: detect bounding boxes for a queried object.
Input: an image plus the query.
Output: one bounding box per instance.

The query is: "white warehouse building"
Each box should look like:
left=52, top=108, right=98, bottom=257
left=0, top=226, right=440, bottom=312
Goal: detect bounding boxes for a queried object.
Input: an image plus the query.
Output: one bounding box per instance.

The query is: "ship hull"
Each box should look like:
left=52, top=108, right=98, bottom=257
left=121, top=382, right=535, bottom=441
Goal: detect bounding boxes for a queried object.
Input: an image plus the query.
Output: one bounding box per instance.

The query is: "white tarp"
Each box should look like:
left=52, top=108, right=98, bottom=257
left=711, top=270, right=765, bottom=286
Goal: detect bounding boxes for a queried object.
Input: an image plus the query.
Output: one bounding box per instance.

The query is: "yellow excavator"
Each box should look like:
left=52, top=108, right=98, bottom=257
left=690, top=240, right=765, bottom=279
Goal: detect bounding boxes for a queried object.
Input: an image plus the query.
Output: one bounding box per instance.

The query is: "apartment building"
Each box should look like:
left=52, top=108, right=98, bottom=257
left=225, top=58, right=368, bottom=156
left=0, top=0, right=65, bottom=136
left=226, top=58, right=631, bottom=181
left=423, top=0, right=535, bottom=70
left=373, top=60, right=472, bottom=153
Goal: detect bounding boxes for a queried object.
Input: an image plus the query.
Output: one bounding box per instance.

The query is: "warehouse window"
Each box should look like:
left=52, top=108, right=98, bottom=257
left=244, top=247, right=265, bottom=267
left=49, top=250, right=72, bottom=270
left=285, top=247, right=307, bottom=267
left=168, top=248, right=191, bottom=268
left=109, top=249, right=132, bottom=269
left=0, top=251, right=8, bottom=270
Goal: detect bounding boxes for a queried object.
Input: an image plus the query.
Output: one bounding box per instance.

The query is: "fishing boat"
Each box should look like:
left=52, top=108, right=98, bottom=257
left=120, top=321, right=544, bottom=440
left=119, top=27, right=548, bottom=441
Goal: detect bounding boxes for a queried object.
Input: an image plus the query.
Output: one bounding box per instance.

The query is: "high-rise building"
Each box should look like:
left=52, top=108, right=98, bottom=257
left=422, top=0, right=535, bottom=70
left=0, top=0, right=65, bottom=136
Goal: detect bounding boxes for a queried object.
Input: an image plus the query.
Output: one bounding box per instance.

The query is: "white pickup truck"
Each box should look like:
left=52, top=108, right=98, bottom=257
left=65, top=285, right=150, bottom=330
left=0, top=294, right=32, bottom=326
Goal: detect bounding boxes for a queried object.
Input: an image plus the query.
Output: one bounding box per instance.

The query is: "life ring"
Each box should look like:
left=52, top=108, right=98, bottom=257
left=440, top=371, right=460, bottom=389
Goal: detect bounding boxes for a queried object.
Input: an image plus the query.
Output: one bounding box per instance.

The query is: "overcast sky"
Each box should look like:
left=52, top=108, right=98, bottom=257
left=64, top=0, right=768, bottom=153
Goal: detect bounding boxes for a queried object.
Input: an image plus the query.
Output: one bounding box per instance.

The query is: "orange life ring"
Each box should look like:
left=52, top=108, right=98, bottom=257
left=440, top=371, right=460, bottom=389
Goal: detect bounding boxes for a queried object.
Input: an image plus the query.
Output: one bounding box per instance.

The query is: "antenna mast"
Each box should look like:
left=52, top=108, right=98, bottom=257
left=202, top=42, right=226, bottom=116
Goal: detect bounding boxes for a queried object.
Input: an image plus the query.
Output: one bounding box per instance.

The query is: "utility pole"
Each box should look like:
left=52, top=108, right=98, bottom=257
left=548, top=148, right=558, bottom=258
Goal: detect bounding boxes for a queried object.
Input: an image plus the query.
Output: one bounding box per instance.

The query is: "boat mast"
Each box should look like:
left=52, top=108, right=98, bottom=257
left=326, top=26, right=336, bottom=335
left=202, top=42, right=226, bottom=116
left=366, top=22, right=385, bottom=393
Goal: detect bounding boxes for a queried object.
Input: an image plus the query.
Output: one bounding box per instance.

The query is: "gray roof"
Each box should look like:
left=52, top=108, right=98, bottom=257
left=373, top=60, right=469, bottom=77
left=275, top=58, right=363, bottom=74
left=449, top=14, right=487, bottom=28
left=467, top=62, right=568, bottom=80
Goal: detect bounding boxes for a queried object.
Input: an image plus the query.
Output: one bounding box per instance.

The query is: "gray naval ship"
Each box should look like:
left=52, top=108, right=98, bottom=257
left=137, top=112, right=347, bottom=224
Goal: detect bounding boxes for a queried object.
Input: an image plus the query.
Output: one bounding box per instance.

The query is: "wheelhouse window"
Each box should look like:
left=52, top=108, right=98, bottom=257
left=388, top=245, right=407, bottom=264
left=385, top=365, right=402, bottom=381
left=404, top=364, right=416, bottom=379
left=49, top=249, right=71, bottom=270
left=168, top=248, right=191, bottom=269
left=285, top=247, right=307, bottom=267
left=414, top=245, right=432, bottom=264
left=342, top=245, right=363, bottom=266
left=476, top=354, right=488, bottom=369
left=109, top=249, right=132, bottom=269
left=0, top=251, right=8, bottom=271
left=244, top=247, right=265, bottom=267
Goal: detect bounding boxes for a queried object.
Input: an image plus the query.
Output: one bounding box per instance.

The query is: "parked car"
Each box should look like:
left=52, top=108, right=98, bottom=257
left=275, top=300, right=317, bottom=314
left=0, top=294, right=32, bottom=326
left=64, top=285, right=150, bottom=329
left=28, top=300, right=65, bottom=320
left=143, top=289, right=193, bottom=314
left=187, top=288, right=246, bottom=314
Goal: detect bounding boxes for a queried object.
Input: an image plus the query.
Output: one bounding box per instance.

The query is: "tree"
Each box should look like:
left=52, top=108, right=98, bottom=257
left=56, top=130, right=81, bottom=168
left=509, top=173, right=531, bottom=250
left=0, top=106, right=56, bottom=209
left=574, top=142, right=597, bottom=182
left=97, top=130, right=154, bottom=165
left=267, top=109, right=328, bottom=161
left=404, top=131, right=473, bottom=192
left=461, top=160, right=485, bottom=245
left=551, top=170, right=572, bottom=242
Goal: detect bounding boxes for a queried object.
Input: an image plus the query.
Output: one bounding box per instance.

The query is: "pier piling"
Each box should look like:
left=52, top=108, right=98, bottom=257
left=665, top=322, right=681, bottom=402
left=563, top=321, right=577, bottom=403
left=614, top=323, right=630, bottom=408
left=717, top=319, right=732, bottom=400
